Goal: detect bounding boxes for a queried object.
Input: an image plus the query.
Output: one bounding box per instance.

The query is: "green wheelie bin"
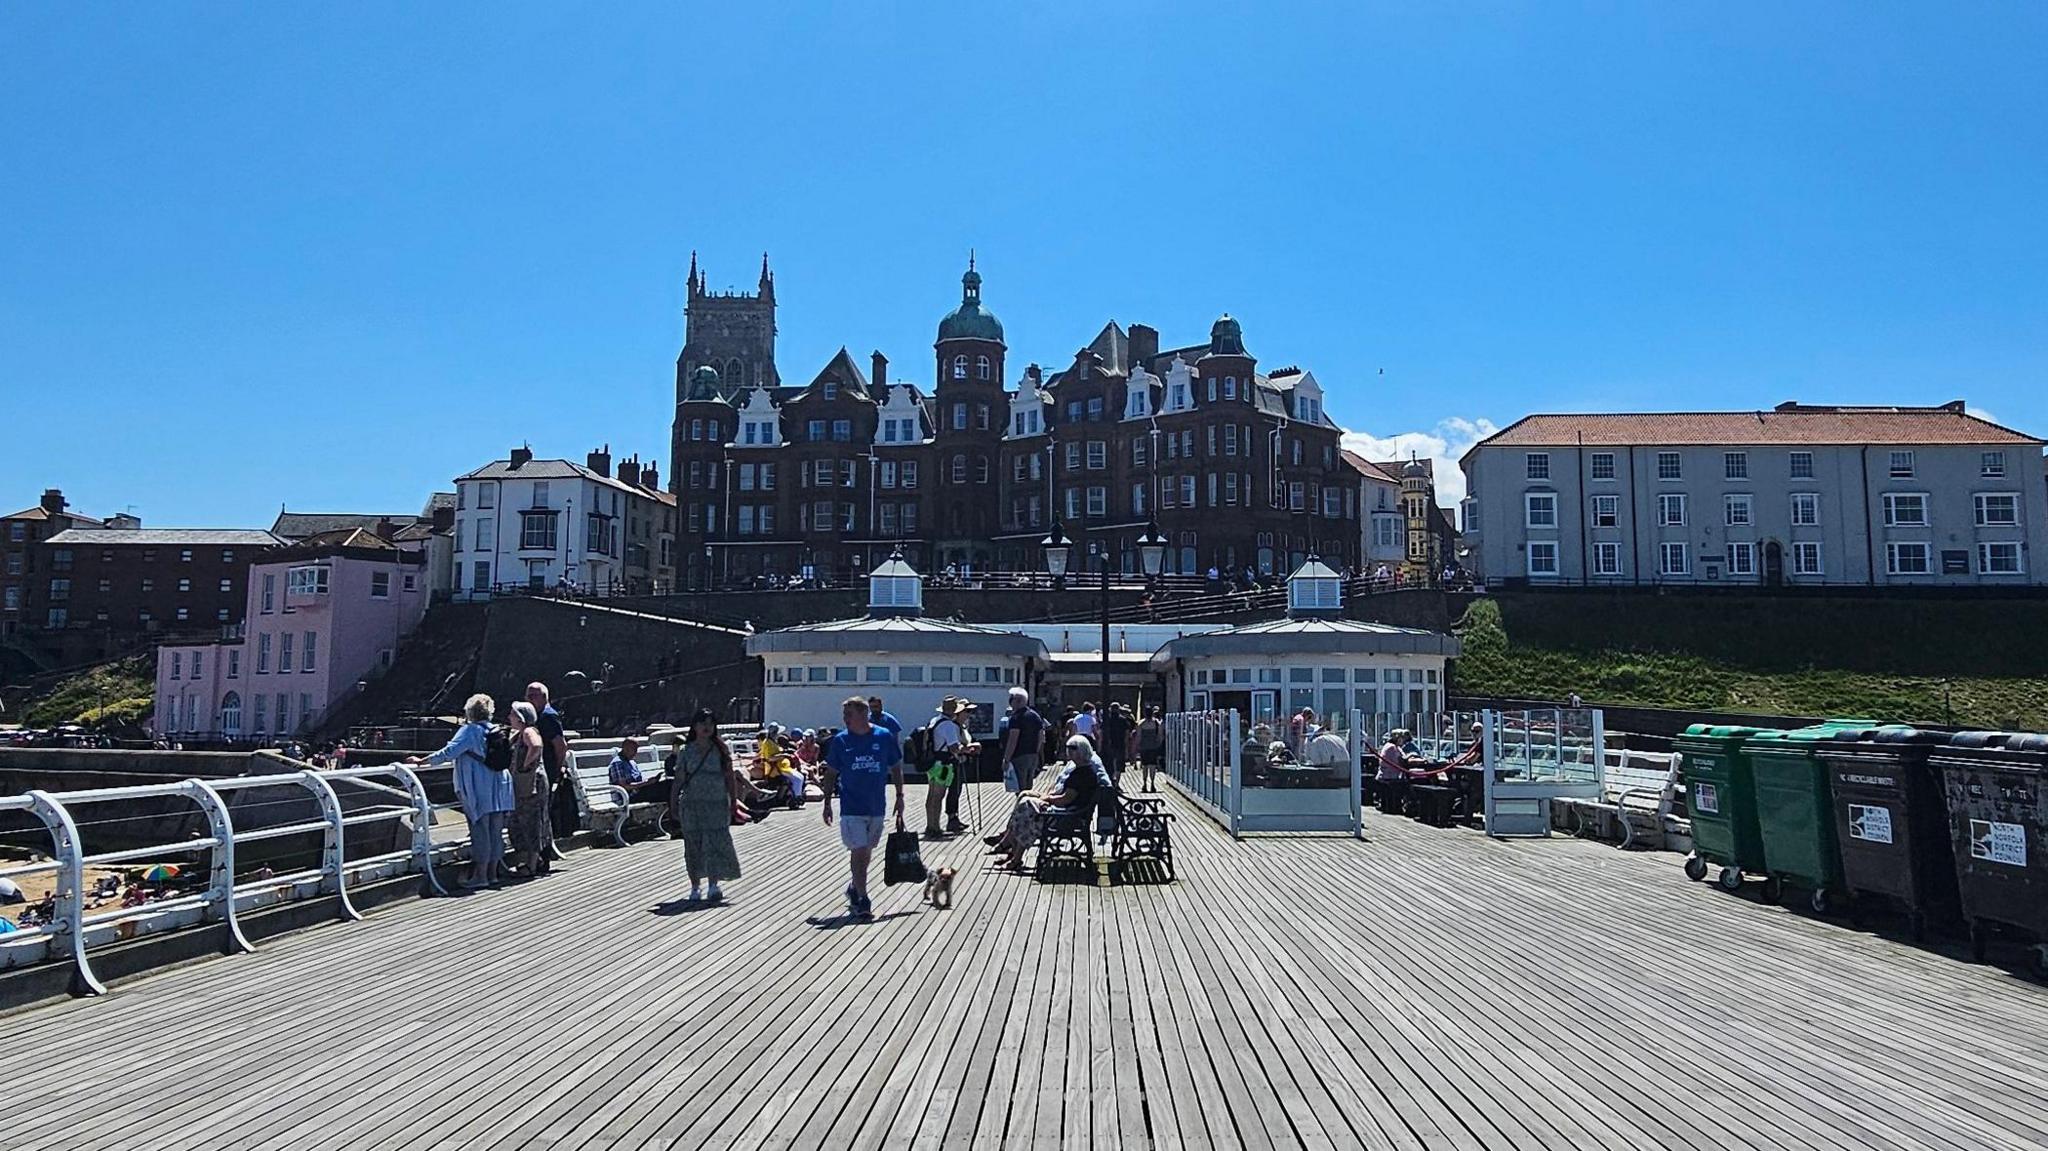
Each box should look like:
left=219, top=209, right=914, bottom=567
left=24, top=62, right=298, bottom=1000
left=1674, top=724, right=1772, bottom=892
left=1743, top=721, right=1877, bottom=914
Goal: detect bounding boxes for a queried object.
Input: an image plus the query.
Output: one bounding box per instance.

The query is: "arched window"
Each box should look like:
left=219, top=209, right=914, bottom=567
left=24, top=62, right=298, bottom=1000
left=952, top=355, right=968, bottom=379
left=725, top=359, right=744, bottom=389
left=976, top=355, right=991, bottom=379
left=220, top=692, right=242, bottom=737
left=952, top=455, right=967, bottom=483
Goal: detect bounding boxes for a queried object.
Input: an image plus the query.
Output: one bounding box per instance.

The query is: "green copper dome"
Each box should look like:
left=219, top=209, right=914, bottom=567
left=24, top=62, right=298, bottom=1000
left=685, top=364, right=727, bottom=403
left=937, top=262, right=1005, bottom=345
left=1208, top=313, right=1245, bottom=357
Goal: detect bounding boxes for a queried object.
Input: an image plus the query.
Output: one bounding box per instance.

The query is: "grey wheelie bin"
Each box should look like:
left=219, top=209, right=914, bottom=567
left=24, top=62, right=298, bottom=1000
left=1926, top=731, right=2048, bottom=975
left=1815, top=726, right=1959, bottom=939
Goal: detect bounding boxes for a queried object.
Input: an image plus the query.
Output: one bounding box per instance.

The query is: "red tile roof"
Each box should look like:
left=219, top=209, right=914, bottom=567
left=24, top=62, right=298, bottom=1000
left=1473, top=403, right=2041, bottom=451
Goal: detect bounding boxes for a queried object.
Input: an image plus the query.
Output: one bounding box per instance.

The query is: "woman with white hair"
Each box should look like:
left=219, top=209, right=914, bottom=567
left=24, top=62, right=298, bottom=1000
left=987, top=733, right=1113, bottom=873
left=408, top=693, right=514, bottom=889
left=506, top=701, right=552, bottom=877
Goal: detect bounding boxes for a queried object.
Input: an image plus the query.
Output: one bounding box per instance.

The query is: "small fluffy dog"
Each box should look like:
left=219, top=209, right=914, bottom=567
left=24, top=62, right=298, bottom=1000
left=923, top=866, right=956, bottom=910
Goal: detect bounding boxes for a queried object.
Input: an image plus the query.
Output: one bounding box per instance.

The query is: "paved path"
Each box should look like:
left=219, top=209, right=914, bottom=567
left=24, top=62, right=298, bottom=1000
left=8, top=785, right=2047, bottom=1150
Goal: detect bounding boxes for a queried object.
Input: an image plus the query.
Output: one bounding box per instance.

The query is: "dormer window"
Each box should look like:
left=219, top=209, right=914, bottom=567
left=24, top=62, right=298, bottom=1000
left=952, top=355, right=968, bottom=380
left=823, top=381, right=839, bottom=400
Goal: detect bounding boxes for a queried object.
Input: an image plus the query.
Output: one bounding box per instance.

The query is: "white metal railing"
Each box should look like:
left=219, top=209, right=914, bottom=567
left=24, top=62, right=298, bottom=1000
left=1161, top=709, right=1365, bottom=837
left=0, top=762, right=446, bottom=996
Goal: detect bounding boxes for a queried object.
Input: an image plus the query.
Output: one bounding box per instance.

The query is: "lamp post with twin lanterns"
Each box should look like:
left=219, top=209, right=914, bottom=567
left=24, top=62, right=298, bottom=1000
left=1042, top=519, right=1169, bottom=727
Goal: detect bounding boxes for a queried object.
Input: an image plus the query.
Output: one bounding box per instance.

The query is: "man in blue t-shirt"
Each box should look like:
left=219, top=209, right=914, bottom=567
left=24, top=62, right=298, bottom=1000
left=824, top=696, right=905, bottom=920
left=866, top=695, right=903, bottom=741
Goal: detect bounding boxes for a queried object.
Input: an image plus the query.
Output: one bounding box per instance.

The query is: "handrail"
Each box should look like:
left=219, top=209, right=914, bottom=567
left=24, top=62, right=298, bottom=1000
left=0, top=762, right=448, bottom=996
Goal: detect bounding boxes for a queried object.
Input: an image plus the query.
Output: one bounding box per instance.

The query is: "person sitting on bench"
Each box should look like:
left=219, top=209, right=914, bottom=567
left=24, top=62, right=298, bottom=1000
left=987, top=735, right=1111, bottom=873
left=608, top=737, right=676, bottom=837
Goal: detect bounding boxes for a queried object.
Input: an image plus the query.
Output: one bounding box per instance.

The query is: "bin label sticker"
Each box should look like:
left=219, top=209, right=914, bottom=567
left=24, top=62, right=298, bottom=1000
left=1847, top=804, right=1893, bottom=845
left=1694, top=781, right=1719, bottom=814
left=1969, top=820, right=2027, bottom=867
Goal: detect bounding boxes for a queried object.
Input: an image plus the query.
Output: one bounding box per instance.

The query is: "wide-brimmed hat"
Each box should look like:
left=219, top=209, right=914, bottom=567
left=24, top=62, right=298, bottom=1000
left=935, top=696, right=976, bottom=716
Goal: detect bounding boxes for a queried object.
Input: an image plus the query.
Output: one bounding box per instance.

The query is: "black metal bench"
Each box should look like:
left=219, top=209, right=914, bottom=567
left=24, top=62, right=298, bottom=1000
left=1033, top=801, right=1096, bottom=882
left=1110, top=795, right=1175, bottom=884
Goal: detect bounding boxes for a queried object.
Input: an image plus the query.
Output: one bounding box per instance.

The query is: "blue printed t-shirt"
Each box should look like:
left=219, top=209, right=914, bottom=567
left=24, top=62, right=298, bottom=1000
left=827, top=728, right=902, bottom=817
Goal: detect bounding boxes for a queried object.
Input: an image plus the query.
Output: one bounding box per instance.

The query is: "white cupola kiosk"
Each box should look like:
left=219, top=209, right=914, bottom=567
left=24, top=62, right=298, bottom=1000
left=1286, top=556, right=1344, bottom=618
left=867, top=550, right=924, bottom=617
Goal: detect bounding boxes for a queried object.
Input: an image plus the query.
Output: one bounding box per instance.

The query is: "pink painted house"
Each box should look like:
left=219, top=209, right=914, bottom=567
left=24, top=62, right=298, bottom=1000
left=154, top=529, right=428, bottom=743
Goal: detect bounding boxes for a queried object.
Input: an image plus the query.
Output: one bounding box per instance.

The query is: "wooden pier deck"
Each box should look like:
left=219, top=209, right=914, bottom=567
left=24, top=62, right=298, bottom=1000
left=6, top=784, right=2046, bottom=1150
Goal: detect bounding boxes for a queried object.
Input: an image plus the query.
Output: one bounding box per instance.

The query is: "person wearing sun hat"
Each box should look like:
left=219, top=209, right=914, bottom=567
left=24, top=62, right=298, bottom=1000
left=920, top=696, right=974, bottom=837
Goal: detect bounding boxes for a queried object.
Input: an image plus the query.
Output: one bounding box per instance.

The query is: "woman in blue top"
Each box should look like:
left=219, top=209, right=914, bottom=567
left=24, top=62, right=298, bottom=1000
left=409, top=693, right=514, bottom=889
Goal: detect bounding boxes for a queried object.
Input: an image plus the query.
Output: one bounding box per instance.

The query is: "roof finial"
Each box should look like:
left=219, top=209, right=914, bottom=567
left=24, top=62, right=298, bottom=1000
left=968, top=248, right=976, bottom=273
left=759, top=250, right=771, bottom=290
left=687, top=250, right=699, bottom=294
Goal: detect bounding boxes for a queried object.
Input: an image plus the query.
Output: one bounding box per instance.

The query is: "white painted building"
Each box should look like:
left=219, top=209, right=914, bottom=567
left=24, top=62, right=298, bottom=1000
left=451, top=447, right=676, bottom=598
left=746, top=556, right=1048, bottom=734
left=1150, top=560, right=1461, bottom=730
left=1461, top=402, right=2048, bottom=587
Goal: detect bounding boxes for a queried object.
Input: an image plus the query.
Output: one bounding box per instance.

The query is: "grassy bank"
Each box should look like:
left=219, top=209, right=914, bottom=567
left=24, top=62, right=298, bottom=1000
left=1453, top=599, right=2048, bottom=731
left=17, top=656, right=156, bottom=729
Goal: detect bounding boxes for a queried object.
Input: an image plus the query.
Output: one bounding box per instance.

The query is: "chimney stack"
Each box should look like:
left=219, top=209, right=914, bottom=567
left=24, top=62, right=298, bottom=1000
left=872, top=351, right=888, bottom=395
left=1128, top=324, right=1159, bottom=372
left=642, top=461, right=660, bottom=489
left=509, top=445, right=534, bottom=469
left=587, top=443, right=612, bottom=475
left=39, top=489, right=65, bottom=516
left=374, top=516, right=396, bottom=541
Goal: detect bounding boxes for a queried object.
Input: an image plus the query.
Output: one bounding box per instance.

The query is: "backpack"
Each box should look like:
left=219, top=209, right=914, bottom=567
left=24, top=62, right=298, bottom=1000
left=907, top=719, right=939, bottom=771
left=483, top=725, right=514, bottom=773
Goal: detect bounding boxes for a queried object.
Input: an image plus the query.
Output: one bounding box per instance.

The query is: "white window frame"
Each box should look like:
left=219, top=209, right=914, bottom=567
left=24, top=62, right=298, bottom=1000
left=1724, top=494, right=1752, bottom=527
left=1589, top=452, right=1616, bottom=481
left=1726, top=541, right=1756, bottom=576
left=1656, top=451, right=1681, bottom=480
left=1525, top=453, right=1550, bottom=481
left=1524, top=492, right=1558, bottom=529
left=1888, top=450, right=1915, bottom=478
left=1592, top=542, right=1622, bottom=576
left=1978, top=541, right=2024, bottom=575
left=1885, top=541, right=1932, bottom=575
left=1790, top=493, right=1819, bottom=526
left=1973, top=492, right=2019, bottom=527
left=1657, top=493, right=1687, bottom=527
left=1723, top=451, right=1748, bottom=480
left=1981, top=451, right=2007, bottom=478
left=1659, top=542, right=1690, bottom=576
left=1882, top=492, right=1929, bottom=527
left=1789, top=451, right=1814, bottom=479
left=1793, top=541, right=1823, bottom=576
left=1591, top=495, right=1619, bottom=528
left=1526, top=541, right=1560, bottom=577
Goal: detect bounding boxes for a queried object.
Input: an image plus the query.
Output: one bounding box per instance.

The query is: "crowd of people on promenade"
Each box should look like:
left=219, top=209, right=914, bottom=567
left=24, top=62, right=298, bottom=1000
left=403, top=678, right=1169, bottom=921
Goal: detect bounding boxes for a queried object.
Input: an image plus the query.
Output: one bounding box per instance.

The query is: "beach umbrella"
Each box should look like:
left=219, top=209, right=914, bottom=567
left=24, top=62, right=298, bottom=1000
left=143, top=864, right=181, bottom=883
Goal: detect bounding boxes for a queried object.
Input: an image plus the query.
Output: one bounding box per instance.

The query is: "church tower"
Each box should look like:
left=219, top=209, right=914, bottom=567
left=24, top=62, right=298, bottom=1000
left=674, top=252, right=780, bottom=498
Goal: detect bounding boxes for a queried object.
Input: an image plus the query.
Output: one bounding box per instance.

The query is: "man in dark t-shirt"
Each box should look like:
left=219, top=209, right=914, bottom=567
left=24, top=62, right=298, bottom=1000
left=527, top=682, right=573, bottom=860
left=998, top=687, right=1044, bottom=795
left=1099, top=703, right=1131, bottom=782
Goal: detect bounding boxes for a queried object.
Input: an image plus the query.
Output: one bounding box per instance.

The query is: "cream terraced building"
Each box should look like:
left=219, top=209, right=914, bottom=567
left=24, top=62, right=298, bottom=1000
left=1460, top=401, right=2047, bottom=588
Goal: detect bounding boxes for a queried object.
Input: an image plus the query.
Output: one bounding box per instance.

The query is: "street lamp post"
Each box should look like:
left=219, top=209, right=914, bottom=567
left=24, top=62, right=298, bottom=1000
left=1044, top=520, right=1168, bottom=729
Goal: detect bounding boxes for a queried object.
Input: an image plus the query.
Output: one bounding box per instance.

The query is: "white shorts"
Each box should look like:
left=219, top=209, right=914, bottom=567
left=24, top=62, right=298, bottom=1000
left=838, top=815, right=887, bottom=851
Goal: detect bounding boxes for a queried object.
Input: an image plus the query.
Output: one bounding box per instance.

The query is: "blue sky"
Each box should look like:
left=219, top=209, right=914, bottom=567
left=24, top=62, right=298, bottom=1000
left=3, top=3, right=2044, bottom=523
